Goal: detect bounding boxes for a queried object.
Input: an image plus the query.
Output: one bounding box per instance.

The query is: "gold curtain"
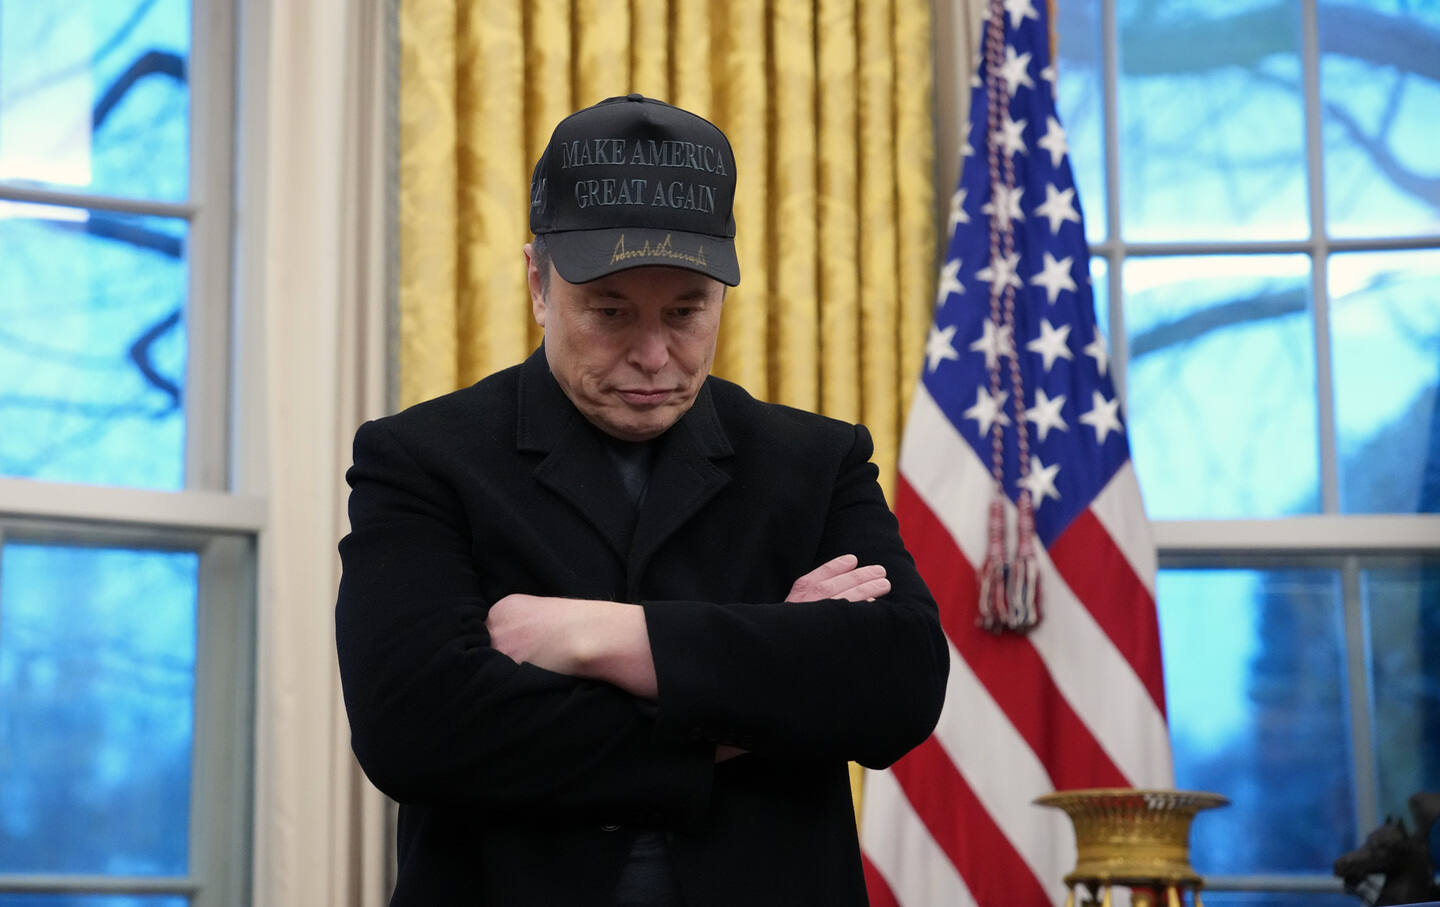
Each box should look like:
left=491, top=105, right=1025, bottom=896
left=399, top=0, right=937, bottom=495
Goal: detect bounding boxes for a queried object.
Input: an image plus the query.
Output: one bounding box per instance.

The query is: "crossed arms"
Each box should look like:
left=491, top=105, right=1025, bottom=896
left=335, top=412, right=947, bottom=820
left=485, top=553, right=892, bottom=703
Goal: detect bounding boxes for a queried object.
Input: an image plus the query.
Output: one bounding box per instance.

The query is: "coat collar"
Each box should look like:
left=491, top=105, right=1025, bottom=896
left=516, top=347, right=733, bottom=575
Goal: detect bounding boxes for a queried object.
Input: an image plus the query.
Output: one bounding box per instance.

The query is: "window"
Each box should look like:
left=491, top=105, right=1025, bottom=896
left=1055, top=0, right=1440, bottom=901
left=0, top=1, right=255, bottom=905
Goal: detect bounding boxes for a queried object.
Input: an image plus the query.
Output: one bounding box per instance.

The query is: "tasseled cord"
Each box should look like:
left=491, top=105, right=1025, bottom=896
left=978, top=490, right=1043, bottom=635
left=1007, top=489, right=1042, bottom=631
left=978, top=495, right=1009, bottom=631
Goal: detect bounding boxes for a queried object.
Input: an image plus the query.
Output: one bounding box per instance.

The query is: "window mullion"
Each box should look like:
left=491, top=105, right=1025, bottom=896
left=0, top=183, right=196, bottom=218
left=0, top=477, right=264, bottom=534
left=1201, top=874, right=1346, bottom=892
left=189, top=534, right=256, bottom=907
left=185, top=0, right=239, bottom=493
left=0, top=874, right=200, bottom=895
left=1342, top=555, right=1379, bottom=836
left=1099, top=0, right=1127, bottom=400
left=1301, top=0, right=1340, bottom=515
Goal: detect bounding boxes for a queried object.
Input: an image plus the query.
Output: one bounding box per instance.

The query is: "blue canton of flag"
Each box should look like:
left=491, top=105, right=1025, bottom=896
left=923, top=4, right=1129, bottom=553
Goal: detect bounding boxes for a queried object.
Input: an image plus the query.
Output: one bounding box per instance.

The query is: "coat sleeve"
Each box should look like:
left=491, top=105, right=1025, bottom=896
left=642, top=424, right=949, bottom=769
left=335, top=418, right=713, bottom=818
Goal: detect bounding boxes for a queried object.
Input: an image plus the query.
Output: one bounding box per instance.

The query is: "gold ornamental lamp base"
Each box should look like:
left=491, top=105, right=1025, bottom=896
left=1034, top=788, right=1229, bottom=907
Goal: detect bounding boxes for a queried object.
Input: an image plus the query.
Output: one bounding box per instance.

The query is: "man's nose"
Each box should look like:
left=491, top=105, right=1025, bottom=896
left=629, top=324, right=670, bottom=374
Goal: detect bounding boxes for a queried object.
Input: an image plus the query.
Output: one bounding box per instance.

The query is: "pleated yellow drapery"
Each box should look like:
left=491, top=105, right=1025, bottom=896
left=399, top=0, right=938, bottom=814
left=399, top=0, right=937, bottom=493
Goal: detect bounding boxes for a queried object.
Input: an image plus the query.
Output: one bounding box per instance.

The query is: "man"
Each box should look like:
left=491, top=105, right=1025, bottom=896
left=336, top=94, right=948, bottom=906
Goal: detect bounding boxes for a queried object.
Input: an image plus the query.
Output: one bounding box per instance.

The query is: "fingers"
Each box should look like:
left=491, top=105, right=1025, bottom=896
left=841, top=575, right=891, bottom=602
left=786, top=555, right=890, bottom=603
left=802, top=553, right=860, bottom=583
left=811, top=563, right=887, bottom=600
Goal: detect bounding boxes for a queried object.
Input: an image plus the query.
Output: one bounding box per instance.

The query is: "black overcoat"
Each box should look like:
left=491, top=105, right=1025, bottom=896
left=336, top=348, right=949, bottom=905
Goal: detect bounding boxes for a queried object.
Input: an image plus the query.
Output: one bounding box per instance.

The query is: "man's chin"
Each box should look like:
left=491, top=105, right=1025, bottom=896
left=602, top=409, right=684, bottom=442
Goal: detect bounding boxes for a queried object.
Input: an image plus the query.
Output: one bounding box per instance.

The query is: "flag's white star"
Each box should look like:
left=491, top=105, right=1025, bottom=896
left=969, top=318, right=1016, bottom=369
left=961, top=138, right=975, bottom=158
left=1030, top=251, right=1077, bottom=304
left=977, top=251, right=1023, bottom=297
left=1079, top=390, right=1123, bottom=443
left=994, top=113, right=1028, bottom=158
left=1083, top=332, right=1111, bottom=376
left=924, top=323, right=961, bottom=372
left=963, top=386, right=1011, bottom=435
left=1037, top=116, right=1069, bottom=169
left=935, top=258, right=964, bottom=307
left=1041, top=64, right=1057, bottom=87
left=1026, top=318, right=1074, bottom=372
left=1000, top=46, right=1034, bottom=97
left=1004, top=0, right=1039, bottom=28
left=1034, top=183, right=1081, bottom=234
left=1018, top=455, right=1061, bottom=505
left=1024, top=388, right=1068, bottom=441
left=948, top=188, right=970, bottom=232
left=981, top=184, right=1025, bottom=231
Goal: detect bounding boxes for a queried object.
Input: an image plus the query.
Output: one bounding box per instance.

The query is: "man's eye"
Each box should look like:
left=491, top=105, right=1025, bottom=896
left=597, top=307, right=622, bottom=317
left=671, top=307, right=695, bottom=318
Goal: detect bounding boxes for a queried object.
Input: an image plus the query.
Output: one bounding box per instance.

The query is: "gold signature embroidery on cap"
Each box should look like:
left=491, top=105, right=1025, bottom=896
left=610, top=234, right=709, bottom=268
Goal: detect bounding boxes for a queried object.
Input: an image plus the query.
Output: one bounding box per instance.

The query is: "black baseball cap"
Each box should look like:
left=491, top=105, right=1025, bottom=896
left=529, top=94, right=740, bottom=286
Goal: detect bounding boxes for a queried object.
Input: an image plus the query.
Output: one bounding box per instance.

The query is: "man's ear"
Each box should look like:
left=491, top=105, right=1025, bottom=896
left=523, top=242, right=547, bottom=327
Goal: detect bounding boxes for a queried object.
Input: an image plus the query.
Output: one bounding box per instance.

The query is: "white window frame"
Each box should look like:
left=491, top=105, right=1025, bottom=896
left=1080, top=0, right=1440, bottom=897
left=0, top=0, right=259, bottom=904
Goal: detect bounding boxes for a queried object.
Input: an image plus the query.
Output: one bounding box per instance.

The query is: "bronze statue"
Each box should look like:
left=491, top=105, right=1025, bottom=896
left=1334, top=792, right=1440, bottom=906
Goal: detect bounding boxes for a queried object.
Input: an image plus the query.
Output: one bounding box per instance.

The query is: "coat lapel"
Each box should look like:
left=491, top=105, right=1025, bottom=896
left=627, top=381, right=732, bottom=582
left=517, top=351, right=635, bottom=559
left=516, top=347, right=734, bottom=583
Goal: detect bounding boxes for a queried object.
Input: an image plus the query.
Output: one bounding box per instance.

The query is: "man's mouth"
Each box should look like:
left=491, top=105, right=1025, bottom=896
left=617, top=388, right=672, bottom=405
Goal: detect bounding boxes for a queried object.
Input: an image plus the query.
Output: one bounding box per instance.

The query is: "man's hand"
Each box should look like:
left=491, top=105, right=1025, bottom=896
left=786, top=554, right=890, bottom=603
left=486, top=594, right=658, bottom=699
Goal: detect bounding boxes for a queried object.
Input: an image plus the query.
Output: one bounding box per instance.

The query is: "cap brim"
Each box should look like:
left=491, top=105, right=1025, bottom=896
left=544, top=228, right=740, bottom=287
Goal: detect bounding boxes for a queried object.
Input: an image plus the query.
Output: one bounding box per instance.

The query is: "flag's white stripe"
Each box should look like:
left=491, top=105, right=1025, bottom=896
left=900, top=386, right=993, bottom=557
left=934, top=641, right=1072, bottom=896
left=901, top=384, right=1173, bottom=786
left=1027, top=563, right=1175, bottom=787
left=1090, top=463, right=1158, bottom=597
left=861, top=768, right=978, bottom=907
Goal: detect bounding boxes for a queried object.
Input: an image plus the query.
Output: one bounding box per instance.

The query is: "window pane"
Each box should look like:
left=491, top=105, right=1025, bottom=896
left=0, top=205, right=187, bottom=489
left=1159, top=567, right=1354, bottom=875
left=1329, top=250, right=1440, bottom=514
left=1364, top=561, right=1440, bottom=823
left=0, top=897, right=187, bottom=907
left=1054, top=1, right=1107, bottom=244
left=1117, top=3, right=1307, bottom=241
left=1124, top=256, right=1317, bottom=518
left=1320, top=4, right=1440, bottom=238
left=0, top=1, right=191, bottom=201
left=0, top=544, right=197, bottom=875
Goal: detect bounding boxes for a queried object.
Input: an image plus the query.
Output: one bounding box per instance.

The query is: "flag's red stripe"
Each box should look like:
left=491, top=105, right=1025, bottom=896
left=862, top=853, right=902, bottom=907
left=895, top=475, right=1130, bottom=790
left=890, top=736, right=1054, bottom=907
left=1048, top=508, right=1167, bottom=716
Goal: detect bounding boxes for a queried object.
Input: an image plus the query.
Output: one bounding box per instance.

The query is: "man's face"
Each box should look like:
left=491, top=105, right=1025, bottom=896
left=526, top=245, right=725, bottom=442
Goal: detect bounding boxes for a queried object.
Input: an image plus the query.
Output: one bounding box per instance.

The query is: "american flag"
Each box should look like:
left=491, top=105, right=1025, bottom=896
left=860, top=2, right=1174, bottom=904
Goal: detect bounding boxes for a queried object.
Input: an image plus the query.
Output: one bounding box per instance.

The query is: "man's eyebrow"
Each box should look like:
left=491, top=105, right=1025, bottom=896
left=587, top=285, right=715, bottom=302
